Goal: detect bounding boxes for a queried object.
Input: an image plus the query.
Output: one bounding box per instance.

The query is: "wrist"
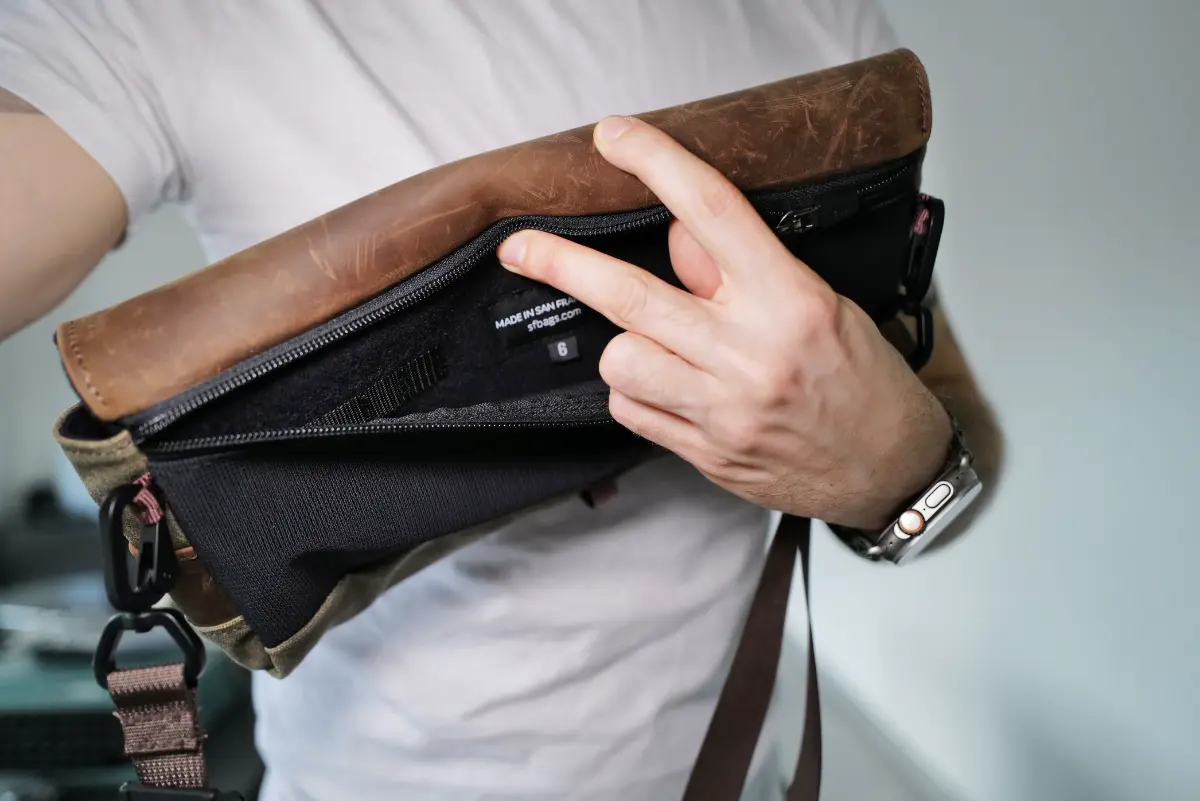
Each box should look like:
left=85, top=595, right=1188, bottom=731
left=847, top=393, right=955, bottom=531
left=828, top=398, right=982, bottom=564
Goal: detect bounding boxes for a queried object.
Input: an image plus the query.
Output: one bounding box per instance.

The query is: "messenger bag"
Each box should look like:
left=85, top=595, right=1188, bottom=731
left=51, top=47, right=944, bottom=800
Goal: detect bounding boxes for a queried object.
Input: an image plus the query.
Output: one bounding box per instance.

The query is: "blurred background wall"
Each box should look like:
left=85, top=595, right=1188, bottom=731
left=0, top=1, right=1196, bottom=799
left=793, top=1, right=1200, bottom=799
left=0, top=209, right=206, bottom=517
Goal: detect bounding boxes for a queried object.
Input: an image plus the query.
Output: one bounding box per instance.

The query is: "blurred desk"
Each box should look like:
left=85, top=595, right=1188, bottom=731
left=0, top=572, right=263, bottom=800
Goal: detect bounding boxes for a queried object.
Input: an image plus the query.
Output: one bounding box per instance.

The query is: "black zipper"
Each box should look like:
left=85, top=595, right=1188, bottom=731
left=145, top=415, right=619, bottom=456
left=761, top=163, right=913, bottom=234
left=129, top=155, right=917, bottom=445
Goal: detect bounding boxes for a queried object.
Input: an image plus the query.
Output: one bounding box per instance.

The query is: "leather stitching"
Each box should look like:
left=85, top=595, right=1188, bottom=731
left=902, top=48, right=931, bottom=134
left=64, top=320, right=107, bottom=410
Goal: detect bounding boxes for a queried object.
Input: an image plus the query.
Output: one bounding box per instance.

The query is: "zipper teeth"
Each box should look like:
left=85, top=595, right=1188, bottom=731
left=760, top=164, right=911, bottom=219
left=133, top=159, right=914, bottom=443
left=148, top=415, right=617, bottom=454
left=860, top=165, right=910, bottom=196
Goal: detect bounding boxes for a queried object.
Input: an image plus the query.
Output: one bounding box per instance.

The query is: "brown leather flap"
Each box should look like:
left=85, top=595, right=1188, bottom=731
left=57, top=48, right=931, bottom=422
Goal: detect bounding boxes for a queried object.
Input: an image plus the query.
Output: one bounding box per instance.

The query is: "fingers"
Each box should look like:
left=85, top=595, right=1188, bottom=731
left=668, top=219, right=723, bottom=301
left=608, top=389, right=711, bottom=465
left=498, top=229, right=719, bottom=367
left=599, top=331, right=713, bottom=419
left=592, top=115, right=806, bottom=287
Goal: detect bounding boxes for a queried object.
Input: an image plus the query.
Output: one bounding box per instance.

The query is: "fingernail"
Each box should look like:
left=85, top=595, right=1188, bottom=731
left=497, top=232, right=527, bottom=271
left=595, top=115, right=633, bottom=144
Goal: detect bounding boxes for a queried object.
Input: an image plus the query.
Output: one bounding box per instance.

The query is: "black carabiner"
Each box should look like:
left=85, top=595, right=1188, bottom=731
left=100, top=482, right=177, bottom=613
left=94, top=607, right=206, bottom=689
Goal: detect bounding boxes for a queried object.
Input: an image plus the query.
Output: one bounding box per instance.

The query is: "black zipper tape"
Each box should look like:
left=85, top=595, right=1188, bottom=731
left=145, top=416, right=620, bottom=456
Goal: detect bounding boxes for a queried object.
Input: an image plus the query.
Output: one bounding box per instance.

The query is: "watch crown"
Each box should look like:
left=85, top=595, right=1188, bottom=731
left=896, top=509, right=925, bottom=538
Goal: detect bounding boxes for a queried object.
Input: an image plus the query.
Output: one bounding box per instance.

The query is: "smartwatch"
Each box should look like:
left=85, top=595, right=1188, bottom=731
left=830, top=412, right=982, bottom=565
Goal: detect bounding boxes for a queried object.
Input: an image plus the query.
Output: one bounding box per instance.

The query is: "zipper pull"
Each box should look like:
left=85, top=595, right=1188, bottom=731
left=773, top=190, right=860, bottom=236
left=775, top=207, right=818, bottom=235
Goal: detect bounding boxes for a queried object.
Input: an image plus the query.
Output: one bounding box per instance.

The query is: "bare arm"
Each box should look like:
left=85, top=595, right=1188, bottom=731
left=0, top=87, right=127, bottom=340
left=913, top=303, right=1005, bottom=549
left=918, top=306, right=1003, bottom=488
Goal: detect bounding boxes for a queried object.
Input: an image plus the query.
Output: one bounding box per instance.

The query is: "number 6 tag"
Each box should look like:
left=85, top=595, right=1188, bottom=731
left=547, top=336, right=580, bottom=363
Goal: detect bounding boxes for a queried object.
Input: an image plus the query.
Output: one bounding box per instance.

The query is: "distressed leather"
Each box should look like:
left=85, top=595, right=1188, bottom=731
left=56, top=48, right=931, bottom=422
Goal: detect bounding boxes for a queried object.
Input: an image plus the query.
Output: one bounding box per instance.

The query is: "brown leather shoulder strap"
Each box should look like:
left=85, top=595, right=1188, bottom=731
left=788, top=516, right=823, bottom=801
left=683, top=514, right=821, bottom=801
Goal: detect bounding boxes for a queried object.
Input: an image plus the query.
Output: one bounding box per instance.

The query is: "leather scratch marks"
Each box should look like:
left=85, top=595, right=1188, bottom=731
left=747, top=79, right=852, bottom=113
left=822, top=118, right=849, bottom=169
left=353, top=233, right=378, bottom=281
left=845, top=71, right=880, bottom=111
left=384, top=199, right=479, bottom=239
left=306, top=217, right=339, bottom=282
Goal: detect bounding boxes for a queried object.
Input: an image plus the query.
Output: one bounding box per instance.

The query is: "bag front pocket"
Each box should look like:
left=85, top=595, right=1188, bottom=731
left=136, top=380, right=651, bottom=650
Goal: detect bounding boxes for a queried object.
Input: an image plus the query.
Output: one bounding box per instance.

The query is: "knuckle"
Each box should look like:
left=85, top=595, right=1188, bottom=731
left=612, top=273, right=651, bottom=328
left=732, top=350, right=796, bottom=411
left=710, top=413, right=764, bottom=453
left=698, top=452, right=740, bottom=479
left=610, top=393, right=653, bottom=438
left=608, top=391, right=630, bottom=423
left=794, top=290, right=840, bottom=341
left=699, top=177, right=742, bottom=220
left=750, top=364, right=795, bottom=409
left=598, top=335, right=637, bottom=385
left=522, top=234, right=558, bottom=280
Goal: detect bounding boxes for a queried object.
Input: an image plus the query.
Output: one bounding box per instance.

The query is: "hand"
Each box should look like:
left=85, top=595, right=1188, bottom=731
left=496, top=115, right=952, bottom=530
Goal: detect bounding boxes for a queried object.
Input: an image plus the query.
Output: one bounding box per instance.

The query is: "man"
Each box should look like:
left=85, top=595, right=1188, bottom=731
left=0, top=2, right=997, bottom=800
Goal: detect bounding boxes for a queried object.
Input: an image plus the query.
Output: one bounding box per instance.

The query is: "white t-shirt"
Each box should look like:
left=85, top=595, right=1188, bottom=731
left=0, top=3, right=897, bottom=799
